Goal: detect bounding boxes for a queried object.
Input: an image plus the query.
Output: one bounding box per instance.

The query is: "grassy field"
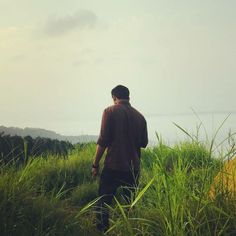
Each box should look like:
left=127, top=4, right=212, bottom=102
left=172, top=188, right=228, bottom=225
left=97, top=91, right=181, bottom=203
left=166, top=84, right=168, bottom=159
left=0, top=136, right=236, bottom=235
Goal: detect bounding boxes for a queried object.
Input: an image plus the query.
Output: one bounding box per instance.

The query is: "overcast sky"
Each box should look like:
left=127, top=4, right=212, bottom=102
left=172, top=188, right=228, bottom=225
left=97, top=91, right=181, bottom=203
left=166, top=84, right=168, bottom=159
left=0, top=0, right=236, bottom=141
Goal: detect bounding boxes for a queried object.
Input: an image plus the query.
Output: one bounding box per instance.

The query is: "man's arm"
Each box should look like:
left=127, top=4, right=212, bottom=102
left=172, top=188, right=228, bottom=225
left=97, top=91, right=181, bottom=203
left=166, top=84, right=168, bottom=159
left=93, top=144, right=106, bottom=167
left=92, top=145, right=106, bottom=177
left=92, top=108, right=112, bottom=176
left=140, top=120, right=148, bottom=148
left=97, top=109, right=112, bottom=147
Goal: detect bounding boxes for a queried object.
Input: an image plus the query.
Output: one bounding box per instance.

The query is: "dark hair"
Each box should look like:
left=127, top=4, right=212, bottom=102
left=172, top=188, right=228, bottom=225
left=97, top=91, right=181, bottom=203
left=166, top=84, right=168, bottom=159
left=111, top=85, right=130, bottom=99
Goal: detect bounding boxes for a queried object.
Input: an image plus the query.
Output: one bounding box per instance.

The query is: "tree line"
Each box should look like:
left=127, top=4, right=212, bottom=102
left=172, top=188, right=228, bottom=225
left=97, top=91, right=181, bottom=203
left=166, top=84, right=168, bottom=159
left=0, top=133, right=74, bottom=165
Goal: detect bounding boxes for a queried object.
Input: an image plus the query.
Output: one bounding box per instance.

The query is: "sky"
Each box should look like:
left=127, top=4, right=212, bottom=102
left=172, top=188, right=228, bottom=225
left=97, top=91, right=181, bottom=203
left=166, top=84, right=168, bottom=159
left=0, top=0, right=236, bottom=142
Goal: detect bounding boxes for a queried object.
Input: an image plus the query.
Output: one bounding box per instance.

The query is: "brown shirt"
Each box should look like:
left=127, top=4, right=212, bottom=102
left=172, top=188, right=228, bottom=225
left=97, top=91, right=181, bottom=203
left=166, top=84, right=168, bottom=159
left=97, top=100, right=148, bottom=171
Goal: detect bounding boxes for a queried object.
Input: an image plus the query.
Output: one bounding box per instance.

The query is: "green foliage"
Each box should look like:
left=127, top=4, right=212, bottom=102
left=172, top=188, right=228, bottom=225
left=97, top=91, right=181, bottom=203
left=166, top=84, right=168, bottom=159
left=0, top=138, right=236, bottom=235
left=70, top=182, right=98, bottom=206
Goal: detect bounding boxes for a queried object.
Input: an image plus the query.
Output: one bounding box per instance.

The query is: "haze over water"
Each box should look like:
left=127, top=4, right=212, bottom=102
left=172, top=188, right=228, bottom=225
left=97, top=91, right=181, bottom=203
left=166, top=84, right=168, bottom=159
left=148, top=112, right=236, bottom=145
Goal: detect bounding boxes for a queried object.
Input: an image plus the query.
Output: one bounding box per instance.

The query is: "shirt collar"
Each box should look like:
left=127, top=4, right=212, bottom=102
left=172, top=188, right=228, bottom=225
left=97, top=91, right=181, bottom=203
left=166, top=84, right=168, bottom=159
left=117, top=99, right=131, bottom=106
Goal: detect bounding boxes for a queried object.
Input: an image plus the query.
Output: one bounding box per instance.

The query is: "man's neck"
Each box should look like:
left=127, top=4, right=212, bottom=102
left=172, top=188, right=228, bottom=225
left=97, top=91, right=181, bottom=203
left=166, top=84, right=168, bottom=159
left=116, top=99, right=130, bottom=105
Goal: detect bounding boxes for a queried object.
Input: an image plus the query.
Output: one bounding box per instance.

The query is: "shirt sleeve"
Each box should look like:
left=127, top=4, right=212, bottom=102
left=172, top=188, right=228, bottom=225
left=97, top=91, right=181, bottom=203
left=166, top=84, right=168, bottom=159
left=97, top=109, right=112, bottom=148
left=140, top=119, right=148, bottom=148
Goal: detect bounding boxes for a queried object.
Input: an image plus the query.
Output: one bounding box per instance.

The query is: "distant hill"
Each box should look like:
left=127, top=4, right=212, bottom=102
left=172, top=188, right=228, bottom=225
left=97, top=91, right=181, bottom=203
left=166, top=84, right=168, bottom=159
left=0, top=126, right=98, bottom=144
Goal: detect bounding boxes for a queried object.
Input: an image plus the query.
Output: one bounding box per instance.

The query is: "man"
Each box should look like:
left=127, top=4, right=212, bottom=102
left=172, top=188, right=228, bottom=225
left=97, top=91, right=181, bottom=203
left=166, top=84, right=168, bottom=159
left=92, top=85, right=148, bottom=232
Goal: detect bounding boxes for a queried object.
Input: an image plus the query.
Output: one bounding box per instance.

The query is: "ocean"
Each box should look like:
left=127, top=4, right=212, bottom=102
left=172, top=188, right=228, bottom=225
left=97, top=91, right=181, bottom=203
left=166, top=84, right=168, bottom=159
left=147, top=112, right=236, bottom=151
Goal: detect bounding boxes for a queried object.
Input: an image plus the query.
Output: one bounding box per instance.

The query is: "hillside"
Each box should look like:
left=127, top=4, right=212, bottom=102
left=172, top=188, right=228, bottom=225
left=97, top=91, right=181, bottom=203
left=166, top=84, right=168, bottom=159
left=1, top=142, right=235, bottom=235
left=0, top=126, right=98, bottom=144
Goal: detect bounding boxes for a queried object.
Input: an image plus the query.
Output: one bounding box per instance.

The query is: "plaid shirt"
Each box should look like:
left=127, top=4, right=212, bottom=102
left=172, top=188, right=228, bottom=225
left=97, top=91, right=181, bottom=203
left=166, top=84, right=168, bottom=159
left=97, top=100, right=148, bottom=171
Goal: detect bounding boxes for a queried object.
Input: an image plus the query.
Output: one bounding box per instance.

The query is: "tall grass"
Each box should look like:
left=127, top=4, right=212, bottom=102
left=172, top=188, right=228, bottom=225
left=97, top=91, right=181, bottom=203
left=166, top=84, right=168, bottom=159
left=0, top=127, right=236, bottom=235
left=0, top=143, right=100, bottom=235
left=104, top=121, right=236, bottom=235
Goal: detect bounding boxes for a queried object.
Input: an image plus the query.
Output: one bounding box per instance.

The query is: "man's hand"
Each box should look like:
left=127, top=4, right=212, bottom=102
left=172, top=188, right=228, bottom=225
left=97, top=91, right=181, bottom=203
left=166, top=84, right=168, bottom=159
left=92, top=166, right=99, bottom=177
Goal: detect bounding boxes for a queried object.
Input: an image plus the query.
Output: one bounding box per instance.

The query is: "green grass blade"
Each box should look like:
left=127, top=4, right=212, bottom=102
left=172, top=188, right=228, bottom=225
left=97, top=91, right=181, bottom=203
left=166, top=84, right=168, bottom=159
left=130, top=177, right=155, bottom=208
left=173, top=122, right=195, bottom=141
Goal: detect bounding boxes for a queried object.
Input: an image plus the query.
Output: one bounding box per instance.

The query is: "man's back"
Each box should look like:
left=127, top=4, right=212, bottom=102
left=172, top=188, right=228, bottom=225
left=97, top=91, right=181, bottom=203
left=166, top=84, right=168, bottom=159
left=97, top=100, right=148, bottom=171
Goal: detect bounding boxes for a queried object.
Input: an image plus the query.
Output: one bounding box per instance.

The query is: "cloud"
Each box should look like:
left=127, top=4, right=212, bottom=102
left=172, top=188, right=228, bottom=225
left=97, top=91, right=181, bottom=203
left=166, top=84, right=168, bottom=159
left=44, top=10, right=97, bottom=36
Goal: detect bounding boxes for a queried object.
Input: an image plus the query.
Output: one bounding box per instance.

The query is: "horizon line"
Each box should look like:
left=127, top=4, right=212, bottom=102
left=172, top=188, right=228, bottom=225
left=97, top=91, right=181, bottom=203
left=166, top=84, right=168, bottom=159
left=146, top=110, right=236, bottom=117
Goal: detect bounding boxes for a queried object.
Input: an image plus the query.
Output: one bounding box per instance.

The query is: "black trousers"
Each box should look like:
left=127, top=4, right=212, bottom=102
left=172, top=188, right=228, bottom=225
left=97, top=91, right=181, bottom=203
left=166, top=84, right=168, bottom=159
left=96, top=168, right=139, bottom=232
